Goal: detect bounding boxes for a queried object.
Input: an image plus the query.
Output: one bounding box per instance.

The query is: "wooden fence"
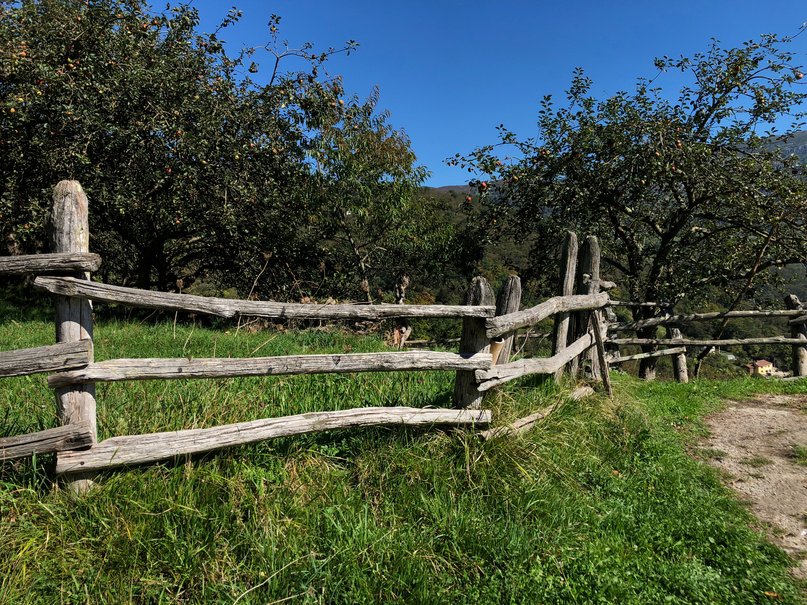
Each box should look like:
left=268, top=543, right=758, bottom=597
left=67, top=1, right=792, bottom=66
left=1, top=181, right=611, bottom=490
left=606, top=301, right=807, bottom=382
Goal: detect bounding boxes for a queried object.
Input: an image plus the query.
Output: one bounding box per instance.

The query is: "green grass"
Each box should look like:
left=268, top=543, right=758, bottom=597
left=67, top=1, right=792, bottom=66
left=792, top=445, right=807, bottom=467
left=2, top=305, right=806, bottom=603
left=742, top=457, right=774, bottom=468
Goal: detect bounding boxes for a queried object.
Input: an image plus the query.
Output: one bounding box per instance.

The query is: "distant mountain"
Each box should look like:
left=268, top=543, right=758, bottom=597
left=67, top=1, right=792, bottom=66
left=775, top=129, right=807, bottom=164
left=428, top=184, right=475, bottom=195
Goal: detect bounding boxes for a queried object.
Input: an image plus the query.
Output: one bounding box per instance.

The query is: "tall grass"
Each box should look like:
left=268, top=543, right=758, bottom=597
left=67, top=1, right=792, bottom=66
left=1, top=305, right=805, bottom=603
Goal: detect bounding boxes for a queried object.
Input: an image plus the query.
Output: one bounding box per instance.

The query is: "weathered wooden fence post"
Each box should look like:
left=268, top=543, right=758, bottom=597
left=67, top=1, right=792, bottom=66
left=603, top=304, right=621, bottom=371
left=670, top=325, right=689, bottom=383
left=393, top=275, right=412, bottom=349
left=570, top=235, right=601, bottom=379
left=453, top=276, right=495, bottom=409
left=49, top=180, right=97, bottom=493
left=552, top=231, right=578, bottom=382
left=785, top=294, right=807, bottom=377
left=492, top=275, right=521, bottom=365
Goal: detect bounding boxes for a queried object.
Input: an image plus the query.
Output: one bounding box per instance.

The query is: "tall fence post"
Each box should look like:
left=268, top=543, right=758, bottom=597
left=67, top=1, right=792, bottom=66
left=552, top=231, right=578, bottom=382
left=492, top=275, right=521, bottom=365
left=49, top=180, right=97, bottom=493
left=785, top=294, right=807, bottom=377
left=453, top=276, right=495, bottom=409
left=570, top=235, right=601, bottom=379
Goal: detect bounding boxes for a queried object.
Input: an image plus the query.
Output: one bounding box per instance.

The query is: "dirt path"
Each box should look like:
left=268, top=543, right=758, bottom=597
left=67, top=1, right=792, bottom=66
left=700, top=393, right=807, bottom=580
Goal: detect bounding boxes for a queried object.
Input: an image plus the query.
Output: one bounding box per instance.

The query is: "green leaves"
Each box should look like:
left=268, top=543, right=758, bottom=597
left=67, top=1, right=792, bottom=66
left=459, top=28, right=807, bottom=309
left=0, top=0, right=431, bottom=301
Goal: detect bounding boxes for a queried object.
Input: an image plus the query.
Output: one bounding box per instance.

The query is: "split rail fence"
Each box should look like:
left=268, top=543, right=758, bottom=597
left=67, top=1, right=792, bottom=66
left=605, top=300, right=807, bottom=382
left=1, top=181, right=612, bottom=489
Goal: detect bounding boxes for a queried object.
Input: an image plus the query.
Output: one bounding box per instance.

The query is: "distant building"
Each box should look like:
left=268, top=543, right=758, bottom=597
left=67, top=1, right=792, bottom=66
left=745, top=359, right=775, bottom=376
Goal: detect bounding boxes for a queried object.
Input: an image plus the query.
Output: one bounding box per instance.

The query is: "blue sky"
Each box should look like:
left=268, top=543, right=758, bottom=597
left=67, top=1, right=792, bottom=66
left=191, top=1, right=807, bottom=186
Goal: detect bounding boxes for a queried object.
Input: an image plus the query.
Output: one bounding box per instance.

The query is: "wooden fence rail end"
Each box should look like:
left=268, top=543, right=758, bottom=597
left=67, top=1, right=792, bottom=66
left=0, top=340, right=92, bottom=378
left=486, top=292, right=609, bottom=339
left=0, top=253, right=101, bottom=276
left=1, top=421, right=93, bottom=461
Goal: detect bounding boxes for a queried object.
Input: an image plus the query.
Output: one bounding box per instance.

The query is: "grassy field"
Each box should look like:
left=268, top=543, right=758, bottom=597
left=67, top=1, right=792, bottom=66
left=1, top=298, right=806, bottom=603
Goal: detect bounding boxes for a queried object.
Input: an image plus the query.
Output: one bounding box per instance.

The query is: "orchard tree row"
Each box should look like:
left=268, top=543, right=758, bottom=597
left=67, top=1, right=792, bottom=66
left=456, top=27, right=807, bottom=377
left=0, top=0, right=464, bottom=301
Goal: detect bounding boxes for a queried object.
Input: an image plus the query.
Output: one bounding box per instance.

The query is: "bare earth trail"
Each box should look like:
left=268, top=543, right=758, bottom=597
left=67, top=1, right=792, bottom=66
left=700, top=393, right=807, bottom=580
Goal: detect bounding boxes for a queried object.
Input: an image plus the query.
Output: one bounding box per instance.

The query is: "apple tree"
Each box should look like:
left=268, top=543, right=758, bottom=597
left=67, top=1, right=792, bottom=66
left=456, top=30, right=807, bottom=377
left=1, top=0, right=440, bottom=301
left=301, top=87, right=460, bottom=301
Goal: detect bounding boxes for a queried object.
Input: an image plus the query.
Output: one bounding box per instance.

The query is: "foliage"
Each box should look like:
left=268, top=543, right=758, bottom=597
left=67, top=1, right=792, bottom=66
left=0, top=0, right=443, bottom=301
left=456, top=30, right=807, bottom=316
left=2, top=309, right=807, bottom=602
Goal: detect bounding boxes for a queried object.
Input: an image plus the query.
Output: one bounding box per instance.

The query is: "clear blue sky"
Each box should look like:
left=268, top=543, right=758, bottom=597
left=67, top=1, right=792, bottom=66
left=191, top=1, right=807, bottom=186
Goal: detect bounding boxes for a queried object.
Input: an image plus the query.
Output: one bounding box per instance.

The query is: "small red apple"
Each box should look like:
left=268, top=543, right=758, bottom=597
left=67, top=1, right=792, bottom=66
left=465, top=196, right=472, bottom=202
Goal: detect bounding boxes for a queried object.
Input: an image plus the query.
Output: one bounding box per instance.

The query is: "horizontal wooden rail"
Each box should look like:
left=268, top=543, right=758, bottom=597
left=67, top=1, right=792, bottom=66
left=609, top=301, right=674, bottom=308
left=609, top=337, right=807, bottom=347
left=475, top=332, right=595, bottom=391
left=1, top=422, right=93, bottom=461
left=49, top=351, right=492, bottom=387
left=0, top=340, right=92, bottom=378
left=611, top=309, right=802, bottom=331
left=486, top=292, right=609, bottom=339
left=55, top=407, right=492, bottom=473
left=34, top=276, right=495, bottom=320
left=0, top=253, right=101, bottom=276
left=611, top=347, right=686, bottom=364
